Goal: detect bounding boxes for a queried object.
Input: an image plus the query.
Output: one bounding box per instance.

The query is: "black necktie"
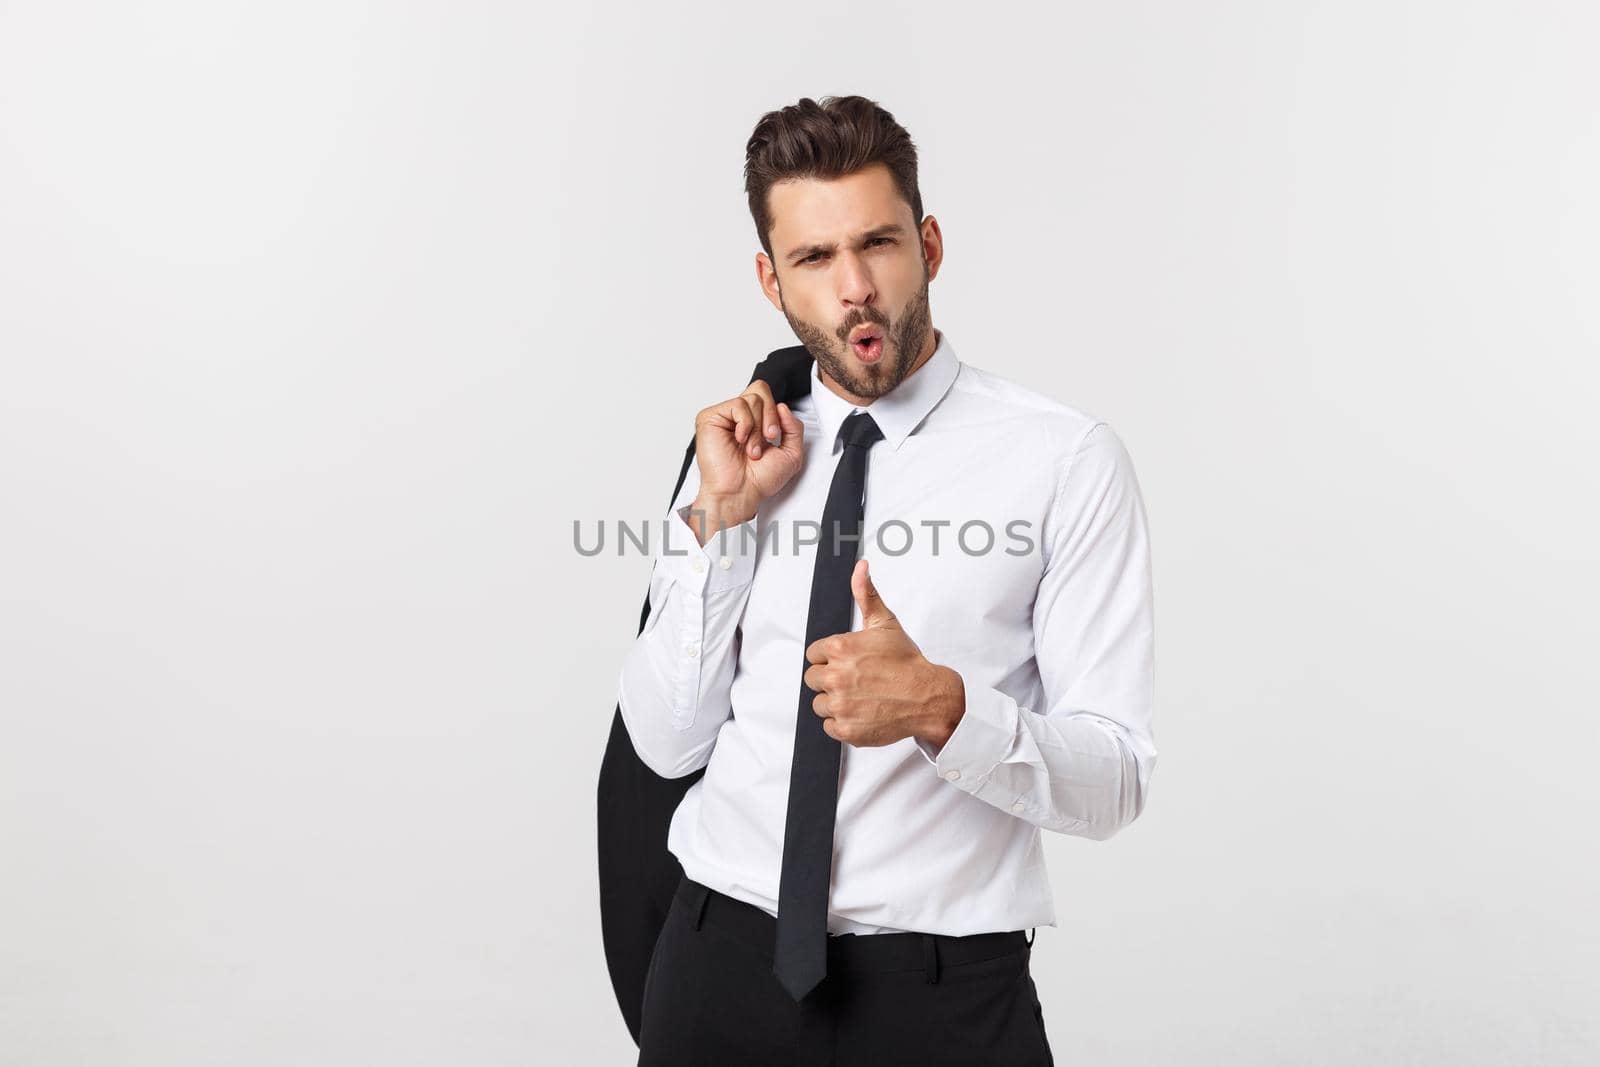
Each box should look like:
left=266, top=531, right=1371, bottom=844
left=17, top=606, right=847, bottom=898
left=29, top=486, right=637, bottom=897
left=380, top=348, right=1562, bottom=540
left=773, top=409, right=884, bottom=1002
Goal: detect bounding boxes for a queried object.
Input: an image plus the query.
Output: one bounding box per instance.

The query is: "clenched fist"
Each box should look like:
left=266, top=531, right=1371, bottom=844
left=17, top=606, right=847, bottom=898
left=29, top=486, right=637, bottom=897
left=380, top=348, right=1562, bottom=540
left=687, top=379, right=805, bottom=546
left=803, top=558, right=966, bottom=751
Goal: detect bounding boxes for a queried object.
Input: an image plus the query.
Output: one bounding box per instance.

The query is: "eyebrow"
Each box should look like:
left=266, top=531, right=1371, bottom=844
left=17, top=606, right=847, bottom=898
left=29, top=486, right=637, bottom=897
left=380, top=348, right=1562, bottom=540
left=784, top=223, right=908, bottom=265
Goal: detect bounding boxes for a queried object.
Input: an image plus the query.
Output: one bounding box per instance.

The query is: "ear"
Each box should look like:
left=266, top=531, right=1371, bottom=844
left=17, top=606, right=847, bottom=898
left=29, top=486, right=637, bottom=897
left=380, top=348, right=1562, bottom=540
left=756, top=252, right=783, bottom=311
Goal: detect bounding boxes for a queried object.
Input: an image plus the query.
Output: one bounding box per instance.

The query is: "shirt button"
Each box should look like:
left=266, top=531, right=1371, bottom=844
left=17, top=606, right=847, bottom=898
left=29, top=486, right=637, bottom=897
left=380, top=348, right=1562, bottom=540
left=718, top=555, right=734, bottom=570
left=943, top=769, right=961, bottom=782
left=1011, top=801, right=1026, bottom=813
left=685, top=642, right=700, bottom=658
left=691, top=558, right=706, bottom=574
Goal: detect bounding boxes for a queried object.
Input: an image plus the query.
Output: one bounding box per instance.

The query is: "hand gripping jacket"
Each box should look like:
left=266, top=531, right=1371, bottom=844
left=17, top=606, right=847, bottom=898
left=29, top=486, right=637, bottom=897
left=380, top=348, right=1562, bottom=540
left=596, top=344, right=816, bottom=1044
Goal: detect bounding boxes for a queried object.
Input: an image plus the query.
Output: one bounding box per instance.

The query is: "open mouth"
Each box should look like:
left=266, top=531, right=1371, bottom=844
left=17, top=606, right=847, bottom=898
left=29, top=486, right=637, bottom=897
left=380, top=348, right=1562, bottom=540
left=849, top=327, right=885, bottom=364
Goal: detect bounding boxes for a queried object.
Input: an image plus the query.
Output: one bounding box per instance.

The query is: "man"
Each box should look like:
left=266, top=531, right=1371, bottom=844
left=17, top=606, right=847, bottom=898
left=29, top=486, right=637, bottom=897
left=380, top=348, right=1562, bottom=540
left=613, top=94, right=1157, bottom=1065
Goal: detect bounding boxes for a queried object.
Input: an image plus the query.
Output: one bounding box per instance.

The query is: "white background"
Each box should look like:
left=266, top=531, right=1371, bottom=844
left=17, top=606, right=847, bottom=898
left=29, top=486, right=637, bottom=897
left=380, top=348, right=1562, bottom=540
left=2, top=2, right=1596, bottom=1063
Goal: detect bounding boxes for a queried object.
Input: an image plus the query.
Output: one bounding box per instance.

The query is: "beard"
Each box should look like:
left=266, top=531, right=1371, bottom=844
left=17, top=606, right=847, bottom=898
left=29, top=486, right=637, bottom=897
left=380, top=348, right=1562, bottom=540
left=781, top=263, right=933, bottom=401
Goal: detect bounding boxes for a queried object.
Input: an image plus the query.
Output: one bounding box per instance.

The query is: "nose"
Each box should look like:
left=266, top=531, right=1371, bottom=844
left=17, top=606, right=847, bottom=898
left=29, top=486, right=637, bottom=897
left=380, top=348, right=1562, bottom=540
left=834, top=250, right=875, bottom=309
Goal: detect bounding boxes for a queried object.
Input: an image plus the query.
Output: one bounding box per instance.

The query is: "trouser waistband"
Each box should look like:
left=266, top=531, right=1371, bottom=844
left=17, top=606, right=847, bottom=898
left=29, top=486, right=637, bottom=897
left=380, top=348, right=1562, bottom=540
left=675, top=875, right=1032, bottom=983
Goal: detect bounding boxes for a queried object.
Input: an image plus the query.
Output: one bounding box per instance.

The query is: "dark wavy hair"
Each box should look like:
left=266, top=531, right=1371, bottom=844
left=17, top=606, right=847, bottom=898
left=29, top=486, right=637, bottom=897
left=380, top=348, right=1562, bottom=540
left=743, top=95, right=923, bottom=260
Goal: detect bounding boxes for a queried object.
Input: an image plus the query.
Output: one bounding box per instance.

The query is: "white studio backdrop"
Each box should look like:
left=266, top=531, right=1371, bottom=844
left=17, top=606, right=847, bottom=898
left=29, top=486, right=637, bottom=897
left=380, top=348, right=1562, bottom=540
left=1, top=2, right=1596, bottom=1064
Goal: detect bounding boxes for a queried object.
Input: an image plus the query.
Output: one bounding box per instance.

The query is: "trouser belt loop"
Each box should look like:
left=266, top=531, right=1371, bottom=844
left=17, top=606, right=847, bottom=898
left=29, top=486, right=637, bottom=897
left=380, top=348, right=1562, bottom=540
left=690, top=882, right=711, bottom=931
left=1026, top=927, right=1036, bottom=947
left=922, top=934, right=940, bottom=984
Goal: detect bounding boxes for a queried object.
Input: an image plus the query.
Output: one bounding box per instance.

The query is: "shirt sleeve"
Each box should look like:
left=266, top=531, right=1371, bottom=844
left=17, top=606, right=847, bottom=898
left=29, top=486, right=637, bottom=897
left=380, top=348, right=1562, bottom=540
left=912, top=421, right=1158, bottom=840
left=616, top=460, right=760, bottom=779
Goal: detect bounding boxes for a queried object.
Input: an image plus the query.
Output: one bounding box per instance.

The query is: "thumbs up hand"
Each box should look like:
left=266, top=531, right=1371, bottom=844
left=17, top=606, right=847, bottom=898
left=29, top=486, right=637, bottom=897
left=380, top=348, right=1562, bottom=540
left=802, top=559, right=967, bottom=751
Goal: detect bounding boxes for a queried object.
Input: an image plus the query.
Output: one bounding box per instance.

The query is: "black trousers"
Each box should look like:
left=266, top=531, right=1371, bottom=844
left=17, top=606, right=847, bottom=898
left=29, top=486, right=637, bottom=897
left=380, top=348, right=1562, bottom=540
left=637, top=874, right=1055, bottom=1066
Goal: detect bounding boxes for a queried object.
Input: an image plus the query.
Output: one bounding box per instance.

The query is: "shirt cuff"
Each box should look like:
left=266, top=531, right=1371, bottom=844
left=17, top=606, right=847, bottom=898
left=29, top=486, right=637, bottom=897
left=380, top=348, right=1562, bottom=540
left=913, top=671, right=1020, bottom=787
left=654, top=503, right=760, bottom=595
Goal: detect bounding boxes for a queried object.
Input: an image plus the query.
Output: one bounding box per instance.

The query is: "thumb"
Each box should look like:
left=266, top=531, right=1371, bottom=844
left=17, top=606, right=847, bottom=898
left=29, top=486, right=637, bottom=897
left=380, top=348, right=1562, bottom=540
left=774, top=401, right=804, bottom=455
left=851, top=558, right=898, bottom=629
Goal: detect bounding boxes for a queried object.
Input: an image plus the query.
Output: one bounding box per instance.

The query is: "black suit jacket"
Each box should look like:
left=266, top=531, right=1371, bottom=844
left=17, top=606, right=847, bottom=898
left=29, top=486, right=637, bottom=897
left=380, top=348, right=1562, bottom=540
left=596, top=343, right=816, bottom=1045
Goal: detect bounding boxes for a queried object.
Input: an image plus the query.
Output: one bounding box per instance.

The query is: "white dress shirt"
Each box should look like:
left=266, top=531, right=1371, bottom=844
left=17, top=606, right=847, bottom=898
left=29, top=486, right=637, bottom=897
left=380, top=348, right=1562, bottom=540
left=616, top=329, right=1157, bottom=936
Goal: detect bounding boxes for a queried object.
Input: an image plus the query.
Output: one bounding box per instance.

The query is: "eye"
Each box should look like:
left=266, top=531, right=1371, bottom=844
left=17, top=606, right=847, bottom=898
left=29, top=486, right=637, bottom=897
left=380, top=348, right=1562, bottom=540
left=798, top=238, right=891, bottom=265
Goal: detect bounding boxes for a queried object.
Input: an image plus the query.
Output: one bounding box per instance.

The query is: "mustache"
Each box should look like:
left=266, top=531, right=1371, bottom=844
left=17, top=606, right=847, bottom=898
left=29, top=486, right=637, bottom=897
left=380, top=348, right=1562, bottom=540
left=837, top=313, right=892, bottom=342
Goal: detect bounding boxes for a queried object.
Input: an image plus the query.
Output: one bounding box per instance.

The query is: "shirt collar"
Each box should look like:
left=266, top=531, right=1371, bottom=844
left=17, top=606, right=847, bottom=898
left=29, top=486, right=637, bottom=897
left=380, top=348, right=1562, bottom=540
left=809, top=328, right=959, bottom=454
